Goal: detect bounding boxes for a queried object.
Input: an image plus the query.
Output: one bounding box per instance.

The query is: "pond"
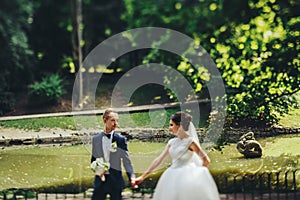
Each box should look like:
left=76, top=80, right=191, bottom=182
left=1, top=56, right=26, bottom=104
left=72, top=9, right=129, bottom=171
left=0, top=134, right=299, bottom=192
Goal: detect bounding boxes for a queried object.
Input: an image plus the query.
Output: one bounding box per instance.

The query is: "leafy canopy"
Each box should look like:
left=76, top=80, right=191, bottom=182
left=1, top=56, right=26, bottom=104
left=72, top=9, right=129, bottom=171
left=122, top=0, right=300, bottom=125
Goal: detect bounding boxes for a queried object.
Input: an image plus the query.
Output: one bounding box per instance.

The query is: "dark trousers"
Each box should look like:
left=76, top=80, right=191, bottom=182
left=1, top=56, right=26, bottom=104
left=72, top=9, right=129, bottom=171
left=92, top=176, right=122, bottom=200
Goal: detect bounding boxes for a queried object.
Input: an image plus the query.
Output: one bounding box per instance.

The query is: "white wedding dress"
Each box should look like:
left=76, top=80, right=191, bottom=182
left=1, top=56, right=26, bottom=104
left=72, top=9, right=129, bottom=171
left=153, top=137, right=220, bottom=200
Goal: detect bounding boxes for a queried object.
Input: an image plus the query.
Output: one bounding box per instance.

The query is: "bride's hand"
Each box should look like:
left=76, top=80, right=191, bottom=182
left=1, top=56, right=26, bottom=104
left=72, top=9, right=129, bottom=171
left=202, top=156, right=210, bottom=167
left=135, top=176, right=145, bottom=185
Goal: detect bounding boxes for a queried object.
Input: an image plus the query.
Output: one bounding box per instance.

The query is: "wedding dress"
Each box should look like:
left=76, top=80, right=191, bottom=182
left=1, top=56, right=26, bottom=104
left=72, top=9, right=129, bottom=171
left=152, top=137, right=220, bottom=200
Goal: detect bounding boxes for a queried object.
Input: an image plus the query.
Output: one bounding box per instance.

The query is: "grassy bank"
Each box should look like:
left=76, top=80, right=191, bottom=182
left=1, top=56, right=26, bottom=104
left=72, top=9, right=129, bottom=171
left=278, top=92, right=300, bottom=127
left=1, top=96, right=299, bottom=132
left=0, top=107, right=209, bottom=131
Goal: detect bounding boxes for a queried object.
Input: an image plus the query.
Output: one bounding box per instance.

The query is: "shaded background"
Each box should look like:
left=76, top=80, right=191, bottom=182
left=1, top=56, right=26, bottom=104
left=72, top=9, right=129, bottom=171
left=0, top=0, right=299, bottom=127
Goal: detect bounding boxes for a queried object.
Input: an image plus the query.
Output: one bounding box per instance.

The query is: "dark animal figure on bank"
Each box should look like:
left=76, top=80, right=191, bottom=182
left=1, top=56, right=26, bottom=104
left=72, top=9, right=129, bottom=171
left=237, top=132, right=263, bottom=158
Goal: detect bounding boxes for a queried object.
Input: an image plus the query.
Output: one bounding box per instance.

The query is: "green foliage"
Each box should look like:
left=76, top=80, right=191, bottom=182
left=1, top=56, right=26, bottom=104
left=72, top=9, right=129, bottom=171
left=122, top=0, right=300, bottom=125
left=29, top=0, right=72, bottom=73
left=0, top=189, right=35, bottom=199
left=0, top=0, right=299, bottom=127
left=210, top=0, right=300, bottom=124
left=29, top=74, right=66, bottom=105
left=0, top=0, right=35, bottom=115
left=278, top=92, right=300, bottom=127
left=0, top=92, right=15, bottom=116
left=0, top=0, right=135, bottom=116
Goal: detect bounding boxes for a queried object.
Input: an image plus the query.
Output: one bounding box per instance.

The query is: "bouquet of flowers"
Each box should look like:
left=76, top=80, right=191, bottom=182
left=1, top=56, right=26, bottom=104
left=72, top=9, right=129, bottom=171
left=90, top=157, right=110, bottom=181
left=110, top=141, right=117, bottom=152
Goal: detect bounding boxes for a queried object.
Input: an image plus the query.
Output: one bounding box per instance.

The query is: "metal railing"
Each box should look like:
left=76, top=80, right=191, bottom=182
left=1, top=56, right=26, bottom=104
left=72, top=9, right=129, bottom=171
left=1, top=169, right=299, bottom=200
left=215, top=169, right=299, bottom=193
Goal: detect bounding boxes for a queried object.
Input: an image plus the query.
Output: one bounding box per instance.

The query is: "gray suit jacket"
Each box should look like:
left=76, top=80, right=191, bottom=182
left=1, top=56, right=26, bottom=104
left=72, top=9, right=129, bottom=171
left=91, top=131, right=134, bottom=189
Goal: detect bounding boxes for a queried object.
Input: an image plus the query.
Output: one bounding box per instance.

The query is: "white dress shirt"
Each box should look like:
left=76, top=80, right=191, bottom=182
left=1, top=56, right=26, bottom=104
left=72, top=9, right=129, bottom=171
left=102, top=130, right=114, bottom=163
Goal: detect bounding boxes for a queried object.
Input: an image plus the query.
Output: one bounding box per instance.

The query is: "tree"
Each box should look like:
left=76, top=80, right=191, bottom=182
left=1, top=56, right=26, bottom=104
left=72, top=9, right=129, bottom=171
left=71, top=0, right=83, bottom=107
left=0, top=0, right=35, bottom=114
left=122, top=0, right=300, bottom=125
left=29, top=0, right=72, bottom=75
left=210, top=0, right=300, bottom=125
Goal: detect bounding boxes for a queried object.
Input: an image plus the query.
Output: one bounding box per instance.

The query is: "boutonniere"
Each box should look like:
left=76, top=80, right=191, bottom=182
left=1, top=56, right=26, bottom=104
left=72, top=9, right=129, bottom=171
left=110, top=141, right=117, bottom=152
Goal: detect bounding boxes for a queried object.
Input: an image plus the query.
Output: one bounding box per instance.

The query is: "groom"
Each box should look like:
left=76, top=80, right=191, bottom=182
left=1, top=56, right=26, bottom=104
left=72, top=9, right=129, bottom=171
left=91, top=108, right=136, bottom=200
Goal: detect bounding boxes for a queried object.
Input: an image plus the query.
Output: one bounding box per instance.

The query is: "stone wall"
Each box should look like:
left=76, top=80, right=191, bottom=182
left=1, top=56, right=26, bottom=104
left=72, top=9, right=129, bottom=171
left=0, top=126, right=299, bottom=147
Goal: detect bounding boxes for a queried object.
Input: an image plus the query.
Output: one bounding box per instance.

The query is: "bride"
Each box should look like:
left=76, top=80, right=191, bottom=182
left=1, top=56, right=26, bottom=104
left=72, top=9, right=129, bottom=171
left=135, top=111, right=220, bottom=200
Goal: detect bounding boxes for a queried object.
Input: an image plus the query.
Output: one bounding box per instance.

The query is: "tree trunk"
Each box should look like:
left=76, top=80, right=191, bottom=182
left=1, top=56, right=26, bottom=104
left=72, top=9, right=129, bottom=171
left=71, top=0, right=83, bottom=108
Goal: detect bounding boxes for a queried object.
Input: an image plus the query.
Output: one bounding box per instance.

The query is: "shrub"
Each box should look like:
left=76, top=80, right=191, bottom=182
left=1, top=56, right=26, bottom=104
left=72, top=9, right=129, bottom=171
left=0, top=91, right=15, bottom=115
left=29, top=74, right=65, bottom=105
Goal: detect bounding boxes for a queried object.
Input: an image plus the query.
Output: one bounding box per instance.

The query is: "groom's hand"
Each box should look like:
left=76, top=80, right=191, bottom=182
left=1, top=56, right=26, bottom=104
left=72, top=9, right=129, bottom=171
left=130, top=178, right=138, bottom=189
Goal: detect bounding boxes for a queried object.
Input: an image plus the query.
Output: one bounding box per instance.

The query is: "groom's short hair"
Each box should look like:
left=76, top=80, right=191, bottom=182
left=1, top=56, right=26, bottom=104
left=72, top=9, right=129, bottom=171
left=103, top=108, right=118, bottom=120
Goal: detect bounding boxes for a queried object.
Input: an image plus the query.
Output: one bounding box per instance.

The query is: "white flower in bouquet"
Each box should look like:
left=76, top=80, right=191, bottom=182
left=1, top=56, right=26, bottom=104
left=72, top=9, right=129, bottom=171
left=110, top=141, right=117, bottom=152
left=90, top=157, right=110, bottom=181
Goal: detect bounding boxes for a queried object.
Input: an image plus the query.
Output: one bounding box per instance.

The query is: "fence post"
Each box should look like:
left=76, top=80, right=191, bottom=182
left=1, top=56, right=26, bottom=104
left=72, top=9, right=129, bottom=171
left=276, top=171, right=281, bottom=200
left=284, top=170, right=289, bottom=191
left=292, top=169, right=297, bottom=191
left=242, top=175, right=246, bottom=200
left=293, top=169, right=298, bottom=200
left=233, top=175, right=238, bottom=200
left=267, top=172, right=272, bottom=200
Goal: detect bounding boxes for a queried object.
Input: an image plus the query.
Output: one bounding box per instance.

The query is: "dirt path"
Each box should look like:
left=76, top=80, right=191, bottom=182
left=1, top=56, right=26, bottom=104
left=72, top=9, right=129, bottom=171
left=0, top=127, right=77, bottom=139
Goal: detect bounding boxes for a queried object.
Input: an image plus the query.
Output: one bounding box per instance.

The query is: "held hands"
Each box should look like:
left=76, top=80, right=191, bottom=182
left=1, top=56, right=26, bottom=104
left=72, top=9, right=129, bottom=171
left=134, top=176, right=145, bottom=185
left=130, top=178, right=139, bottom=189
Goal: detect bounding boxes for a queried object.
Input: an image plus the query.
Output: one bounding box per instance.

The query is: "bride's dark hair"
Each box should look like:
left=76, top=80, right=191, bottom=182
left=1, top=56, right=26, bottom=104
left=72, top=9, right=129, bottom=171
left=171, top=112, right=192, bottom=131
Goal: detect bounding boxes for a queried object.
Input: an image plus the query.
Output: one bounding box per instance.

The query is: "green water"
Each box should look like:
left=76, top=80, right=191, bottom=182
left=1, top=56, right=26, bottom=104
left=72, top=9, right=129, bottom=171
left=209, top=135, right=300, bottom=175
left=0, top=134, right=299, bottom=192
